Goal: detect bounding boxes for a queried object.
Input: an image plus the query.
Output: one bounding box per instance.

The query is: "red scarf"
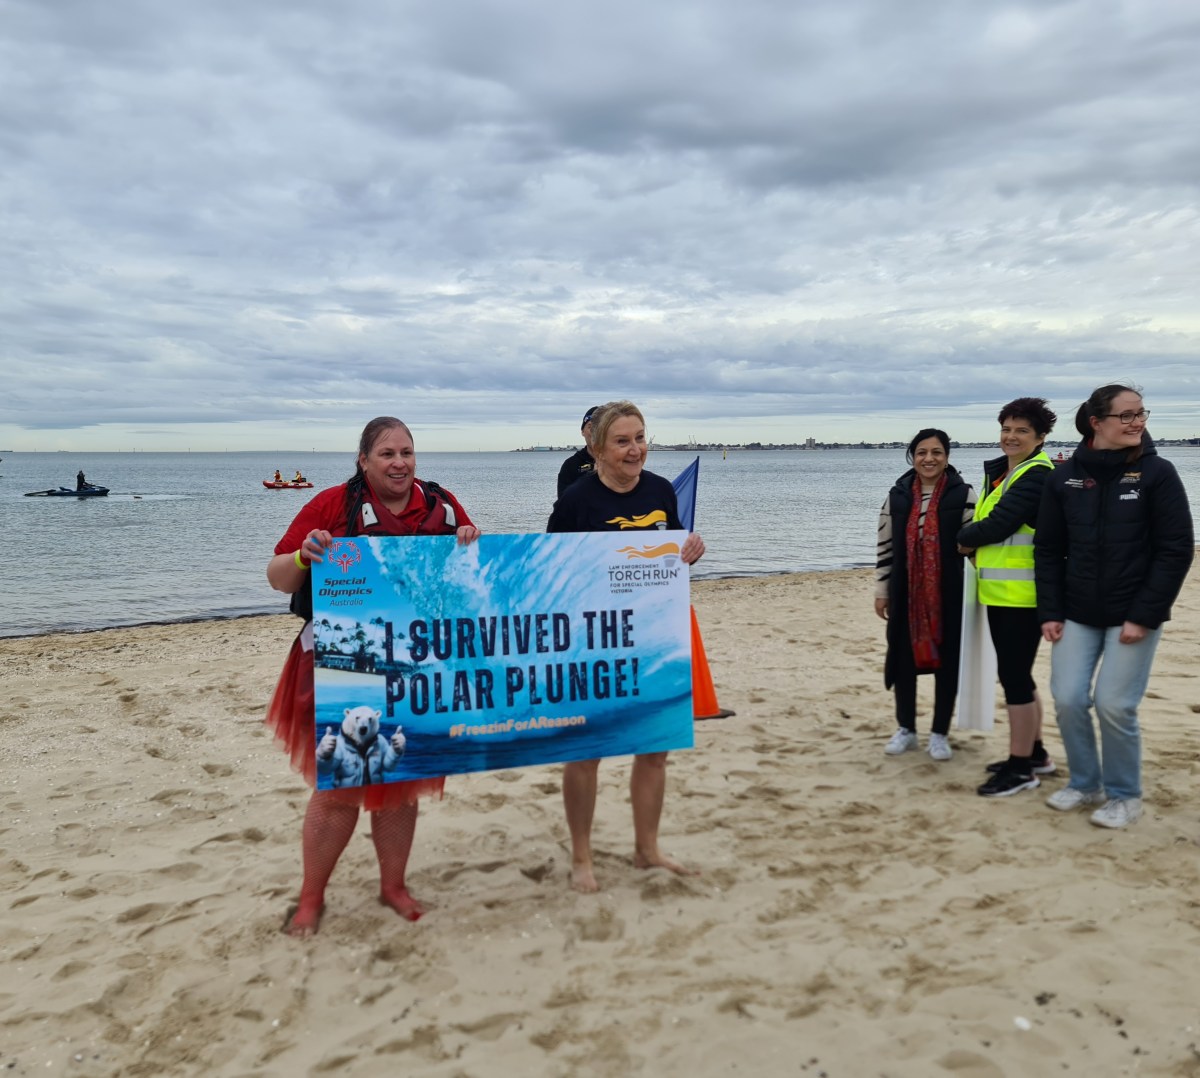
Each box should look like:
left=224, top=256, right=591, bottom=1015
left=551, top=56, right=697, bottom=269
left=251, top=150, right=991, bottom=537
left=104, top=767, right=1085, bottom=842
left=906, top=473, right=946, bottom=671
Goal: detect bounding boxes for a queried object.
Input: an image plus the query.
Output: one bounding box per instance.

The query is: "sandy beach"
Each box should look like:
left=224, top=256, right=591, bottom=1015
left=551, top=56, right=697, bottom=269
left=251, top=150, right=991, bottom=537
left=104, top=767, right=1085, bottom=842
left=3, top=569, right=1200, bottom=1077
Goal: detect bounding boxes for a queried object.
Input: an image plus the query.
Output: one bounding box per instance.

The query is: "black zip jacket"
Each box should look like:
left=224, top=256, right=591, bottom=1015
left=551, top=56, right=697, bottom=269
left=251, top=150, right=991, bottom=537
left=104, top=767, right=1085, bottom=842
left=1034, top=434, right=1193, bottom=629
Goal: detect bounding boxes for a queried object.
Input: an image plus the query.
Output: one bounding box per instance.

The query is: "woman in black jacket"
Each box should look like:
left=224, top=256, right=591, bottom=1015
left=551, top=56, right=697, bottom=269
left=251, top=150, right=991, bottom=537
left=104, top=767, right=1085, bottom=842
left=875, top=429, right=976, bottom=760
left=1035, top=385, right=1193, bottom=829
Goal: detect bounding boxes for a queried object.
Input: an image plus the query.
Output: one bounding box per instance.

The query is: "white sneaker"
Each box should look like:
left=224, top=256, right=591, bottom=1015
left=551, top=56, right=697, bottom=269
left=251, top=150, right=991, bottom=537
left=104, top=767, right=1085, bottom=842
left=928, top=733, right=952, bottom=761
left=885, top=728, right=918, bottom=755
left=1046, top=787, right=1106, bottom=812
left=1090, top=798, right=1143, bottom=829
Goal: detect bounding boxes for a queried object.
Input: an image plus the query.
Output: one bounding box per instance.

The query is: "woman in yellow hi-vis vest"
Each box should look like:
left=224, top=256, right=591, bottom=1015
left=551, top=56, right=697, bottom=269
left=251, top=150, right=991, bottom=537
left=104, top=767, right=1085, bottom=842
left=957, top=397, right=1057, bottom=797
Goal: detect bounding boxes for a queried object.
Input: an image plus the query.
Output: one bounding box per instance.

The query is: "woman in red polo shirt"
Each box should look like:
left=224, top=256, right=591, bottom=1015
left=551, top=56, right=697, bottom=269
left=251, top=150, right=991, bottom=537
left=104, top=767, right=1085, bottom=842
left=266, top=416, right=479, bottom=936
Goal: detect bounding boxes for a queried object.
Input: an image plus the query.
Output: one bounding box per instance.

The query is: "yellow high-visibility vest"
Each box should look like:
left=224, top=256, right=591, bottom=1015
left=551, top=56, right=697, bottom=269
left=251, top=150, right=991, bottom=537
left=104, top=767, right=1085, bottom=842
left=974, top=451, right=1053, bottom=607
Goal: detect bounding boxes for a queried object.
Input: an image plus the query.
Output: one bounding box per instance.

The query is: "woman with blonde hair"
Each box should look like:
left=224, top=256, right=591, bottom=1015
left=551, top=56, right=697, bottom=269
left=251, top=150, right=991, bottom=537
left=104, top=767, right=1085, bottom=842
left=547, top=401, right=706, bottom=892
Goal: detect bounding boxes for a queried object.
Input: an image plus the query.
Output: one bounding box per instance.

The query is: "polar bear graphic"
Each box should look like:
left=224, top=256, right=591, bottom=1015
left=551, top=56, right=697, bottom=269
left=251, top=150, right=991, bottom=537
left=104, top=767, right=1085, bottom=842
left=316, top=706, right=407, bottom=787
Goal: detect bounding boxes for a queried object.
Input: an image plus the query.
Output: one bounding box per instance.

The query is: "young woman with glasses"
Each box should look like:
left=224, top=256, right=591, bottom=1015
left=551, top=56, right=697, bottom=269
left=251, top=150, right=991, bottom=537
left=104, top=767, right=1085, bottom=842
left=1034, top=385, right=1193, bottom=828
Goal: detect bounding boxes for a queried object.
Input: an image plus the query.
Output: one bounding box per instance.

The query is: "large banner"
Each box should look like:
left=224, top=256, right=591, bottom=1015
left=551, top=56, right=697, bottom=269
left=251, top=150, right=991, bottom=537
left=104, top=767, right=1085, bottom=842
left=310, top=532, right=694, bottom=788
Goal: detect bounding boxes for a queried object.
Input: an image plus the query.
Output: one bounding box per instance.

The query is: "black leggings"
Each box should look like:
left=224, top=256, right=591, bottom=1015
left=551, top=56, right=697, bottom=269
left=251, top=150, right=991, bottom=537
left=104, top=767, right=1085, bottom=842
left=986, top=605, right=1041, bottom=706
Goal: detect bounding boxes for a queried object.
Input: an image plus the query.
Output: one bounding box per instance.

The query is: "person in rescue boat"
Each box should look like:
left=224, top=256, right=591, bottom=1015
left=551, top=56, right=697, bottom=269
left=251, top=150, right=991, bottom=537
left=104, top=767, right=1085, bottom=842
left=265, top=416, right=480, bottom=937
left=547, top=401, right=705, bottom=893
left=875, top=429, right=976, bottom=761
left=957, top=397, right=1057, bottom=798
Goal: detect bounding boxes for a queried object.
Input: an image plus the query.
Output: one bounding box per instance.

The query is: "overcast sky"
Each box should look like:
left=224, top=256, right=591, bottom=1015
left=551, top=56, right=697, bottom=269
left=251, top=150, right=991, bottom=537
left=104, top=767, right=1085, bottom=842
left=3, top=0, right=1198, bottom=451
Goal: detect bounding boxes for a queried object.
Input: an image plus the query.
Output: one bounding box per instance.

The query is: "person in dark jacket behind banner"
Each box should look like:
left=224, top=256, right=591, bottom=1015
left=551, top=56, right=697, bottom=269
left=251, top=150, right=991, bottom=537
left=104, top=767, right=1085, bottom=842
left=875, top=429, right=976, bottom=761
left=265, top=416, right=481, bottom=936
left=1035, top=384, right=1193, bottom=829
left=556, top=405, right=602, bottom=497
left=957, top=397, right=1057, bottom=798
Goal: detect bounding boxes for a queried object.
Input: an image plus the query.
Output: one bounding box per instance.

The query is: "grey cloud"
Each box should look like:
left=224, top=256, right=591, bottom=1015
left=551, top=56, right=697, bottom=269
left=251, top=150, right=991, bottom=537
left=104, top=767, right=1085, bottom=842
left=2, top=0, right=1198, bottom=449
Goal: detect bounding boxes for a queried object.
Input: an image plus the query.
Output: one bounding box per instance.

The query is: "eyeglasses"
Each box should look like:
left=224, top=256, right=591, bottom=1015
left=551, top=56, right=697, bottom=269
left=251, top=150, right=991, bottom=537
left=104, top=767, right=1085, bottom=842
left=1103, top=409, right=1150, bottom=424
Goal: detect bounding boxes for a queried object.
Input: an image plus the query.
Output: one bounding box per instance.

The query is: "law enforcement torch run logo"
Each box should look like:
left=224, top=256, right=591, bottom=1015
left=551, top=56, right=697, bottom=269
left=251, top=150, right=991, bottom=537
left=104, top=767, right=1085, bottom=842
left=606, top=541, right=683, bottom=596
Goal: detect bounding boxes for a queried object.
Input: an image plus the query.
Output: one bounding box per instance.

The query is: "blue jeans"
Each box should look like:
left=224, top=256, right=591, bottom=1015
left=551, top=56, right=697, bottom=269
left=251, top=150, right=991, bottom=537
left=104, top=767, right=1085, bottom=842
left=1050, top=620, right=1162, bottom=801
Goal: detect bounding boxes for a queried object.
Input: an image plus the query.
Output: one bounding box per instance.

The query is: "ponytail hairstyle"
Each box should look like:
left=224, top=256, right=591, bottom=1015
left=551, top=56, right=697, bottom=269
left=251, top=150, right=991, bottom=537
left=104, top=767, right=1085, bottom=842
left=1075, top=383, right=1144, bottom=461
left=344, top=416, right=414, bottom=518
left=905, top=428, right=951, bottom=464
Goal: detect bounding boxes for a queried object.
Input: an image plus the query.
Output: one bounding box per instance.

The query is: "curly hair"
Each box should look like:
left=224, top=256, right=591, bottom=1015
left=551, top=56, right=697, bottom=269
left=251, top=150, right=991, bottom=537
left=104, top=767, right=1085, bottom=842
left=997, top=397, right=1057, bottom=437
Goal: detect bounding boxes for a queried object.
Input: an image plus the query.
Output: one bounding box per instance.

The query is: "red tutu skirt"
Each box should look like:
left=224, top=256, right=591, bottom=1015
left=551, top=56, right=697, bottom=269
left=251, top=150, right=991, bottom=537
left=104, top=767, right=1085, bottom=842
left=265, top=635, right=445, bottom=811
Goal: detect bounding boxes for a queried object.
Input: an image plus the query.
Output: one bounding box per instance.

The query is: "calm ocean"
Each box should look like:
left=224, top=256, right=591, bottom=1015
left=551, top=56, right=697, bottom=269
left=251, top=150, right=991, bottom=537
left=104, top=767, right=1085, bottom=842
left=3, top=446, right=1199, bottom=638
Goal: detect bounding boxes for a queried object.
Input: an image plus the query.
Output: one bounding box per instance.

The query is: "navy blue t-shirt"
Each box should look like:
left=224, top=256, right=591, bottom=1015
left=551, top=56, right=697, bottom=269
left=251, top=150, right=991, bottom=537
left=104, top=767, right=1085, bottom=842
left=547, top=470, right=683, bottom=534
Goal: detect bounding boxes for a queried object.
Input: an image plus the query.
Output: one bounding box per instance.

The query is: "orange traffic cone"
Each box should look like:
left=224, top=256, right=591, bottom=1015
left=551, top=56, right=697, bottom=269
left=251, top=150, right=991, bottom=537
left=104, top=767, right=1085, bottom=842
left=691, top=606, right=735, bottom=720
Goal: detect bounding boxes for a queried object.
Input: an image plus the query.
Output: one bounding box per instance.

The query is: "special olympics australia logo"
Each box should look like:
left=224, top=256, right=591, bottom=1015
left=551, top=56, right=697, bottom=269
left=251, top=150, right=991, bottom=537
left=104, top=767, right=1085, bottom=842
left=328, top=541, right=362, bottom=573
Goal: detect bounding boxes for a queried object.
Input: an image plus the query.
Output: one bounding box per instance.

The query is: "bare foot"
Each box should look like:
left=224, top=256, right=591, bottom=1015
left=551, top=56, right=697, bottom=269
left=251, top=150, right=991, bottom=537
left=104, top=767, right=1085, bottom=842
left=379, top=884, right=424, bottom=922
left=285, top=898, right=324, bottom=937
left=570, top=861, right=600, bottom=893
left=634, top=849, right=698, bottom=876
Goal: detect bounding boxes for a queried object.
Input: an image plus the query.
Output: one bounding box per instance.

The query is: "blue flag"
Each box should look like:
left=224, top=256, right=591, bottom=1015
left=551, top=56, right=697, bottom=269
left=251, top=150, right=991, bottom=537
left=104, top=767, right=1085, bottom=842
left=672, top=456, right=700, bottom=532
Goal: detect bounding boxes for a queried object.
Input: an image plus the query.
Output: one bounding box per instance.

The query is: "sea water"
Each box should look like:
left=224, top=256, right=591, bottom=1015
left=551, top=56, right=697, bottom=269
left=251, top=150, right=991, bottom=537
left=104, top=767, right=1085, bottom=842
left=3, top=446, right=1199, bottom=638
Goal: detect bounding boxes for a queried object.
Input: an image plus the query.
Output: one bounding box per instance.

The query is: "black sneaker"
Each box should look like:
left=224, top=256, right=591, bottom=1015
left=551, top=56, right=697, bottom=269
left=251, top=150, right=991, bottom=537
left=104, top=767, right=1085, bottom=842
left=977, top=769, right=1040, bottom=798
left=985, top=749, right=1056, bottom=775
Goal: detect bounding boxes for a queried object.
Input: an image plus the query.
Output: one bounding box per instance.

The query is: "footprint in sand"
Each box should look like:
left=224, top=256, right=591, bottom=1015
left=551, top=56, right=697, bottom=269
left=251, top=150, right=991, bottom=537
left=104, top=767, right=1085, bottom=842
left=438, top=860, right=508, bottom=882
left=52, top=959, right=91, bottom=981
left=451, top=1012, right=527, bottom=1041
left=572, top=907, right=625, bottom=942
left=519, top=859, right=556, bottom=882
left=115, top=901, right=170, bottom=924
left=935, top=1050, right=1005, bottom=1077
left=639, top=873, right=698, bottom=902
